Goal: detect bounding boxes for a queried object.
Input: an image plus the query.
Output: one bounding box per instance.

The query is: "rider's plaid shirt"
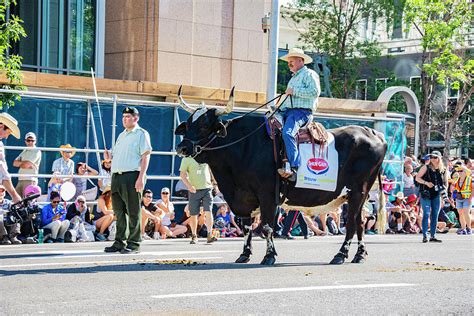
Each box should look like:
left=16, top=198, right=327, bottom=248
left=279, top=66, right=320, bottom=112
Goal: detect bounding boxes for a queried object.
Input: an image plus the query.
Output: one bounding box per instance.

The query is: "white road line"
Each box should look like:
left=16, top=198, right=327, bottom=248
left=151, top=283, right=416, bottom=299
left=0, top=256, right=221, bottom=269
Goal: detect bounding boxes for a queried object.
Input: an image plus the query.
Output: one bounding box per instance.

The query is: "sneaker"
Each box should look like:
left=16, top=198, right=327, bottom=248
left=385, top=228, right=395, bottom=234
left=429, top=237, right=442, bottom=243
left=422, top=236, right=428, bottom=243
left=1, top=236, right=11, bottom=245
left=142, top=234, right=152, bottom=240
left=466, top=228, right=472, bottom=235
left=190, top=235, right=198, bottom=244
left=9, top=237, right=21, bottom=245
left=104, top=245, right=122, bottom=253
left=457, top=229, right=467, bottom=235
left=56, top=238, right=65, bottom=243
left=46, top=239, right=54, bottom=244
left=397, top=229, right=408, bottom=234
left=207, top=234, right=217, bottom=244
left=96, top=233, right=106, bottom=241
left=366, top=230, right=376, bottom=235
left=153, top=232, right=161, bottom=240
left=24, top=237, right=37, bottom=244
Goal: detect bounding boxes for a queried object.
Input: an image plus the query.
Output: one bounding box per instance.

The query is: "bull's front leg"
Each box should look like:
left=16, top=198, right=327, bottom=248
left=352, top=211, right=368, bottom=263
left=235, top=217, right=253, bottom=264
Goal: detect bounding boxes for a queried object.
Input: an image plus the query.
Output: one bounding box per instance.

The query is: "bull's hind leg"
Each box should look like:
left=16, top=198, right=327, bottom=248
left=235, top=217, right=253, bottom=263
left=351, top=211, right=368, bottom=263
left=259, top=201, right=278, bottom=265
left=330, top=191, right=365, bottom=265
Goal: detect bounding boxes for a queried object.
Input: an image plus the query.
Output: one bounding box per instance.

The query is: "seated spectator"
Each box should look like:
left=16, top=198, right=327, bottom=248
left=362, top=201, right=377, bottom=235
left=13, top=132, right=41, bottom=197
left=66, top=195, right=94, bottom=242
left=404, top=194, right=421, bottom=233
left=72, top=162, right=98, bottom=200
left=385, top=192, right=410, bottom=234
left=156, top=187, right=187, bottom=239
left=214, top=204, right=243, bottom=237
left=98, top=159, right=111, bottom=193
left=179, top=205, right=207, bottom=237
left=19, top=184, right=42, bottom=244
left=303, top=215, right=326, bottom=236
left=47, top=171, right=63, bottom=201
left=0, top=184, right=21, bottom=244
left=277, top=210, right=309, bottom=239
left=141, top=189, right=162, bottom=240
left=52, top=144, right=75, bottom=180
left=94, top=186, right=114, bottom=241
left=41, top=191, right=70, bottom=243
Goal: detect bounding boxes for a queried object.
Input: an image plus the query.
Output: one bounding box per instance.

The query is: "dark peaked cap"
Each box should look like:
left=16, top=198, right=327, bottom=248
left=123, top=106, right=139, bottom=115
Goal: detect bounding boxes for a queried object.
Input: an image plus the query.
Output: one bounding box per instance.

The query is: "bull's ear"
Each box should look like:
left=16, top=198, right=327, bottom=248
left=215, top=121, right=227, bottom=138
left=175, top=122, right=187, bottom=135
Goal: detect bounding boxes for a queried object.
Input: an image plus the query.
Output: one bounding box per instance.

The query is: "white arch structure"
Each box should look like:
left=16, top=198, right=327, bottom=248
left=377, top=86, right=420, bottom=157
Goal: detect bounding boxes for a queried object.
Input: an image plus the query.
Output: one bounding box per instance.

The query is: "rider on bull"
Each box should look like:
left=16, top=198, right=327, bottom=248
left=276, top=47, right=321, bottom=181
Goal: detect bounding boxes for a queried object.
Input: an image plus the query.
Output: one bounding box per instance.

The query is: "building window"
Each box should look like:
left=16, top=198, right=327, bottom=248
left=375, top=78, right=389, bottom=93
left=11, top=0, right=97, bottom=75
left=410, top=76, right=422, bottom=92
left=355, top=79, right=367, bottom=100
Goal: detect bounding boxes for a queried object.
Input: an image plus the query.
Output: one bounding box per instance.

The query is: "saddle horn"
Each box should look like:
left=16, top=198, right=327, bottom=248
left=216, top=86, right=235, bottom=116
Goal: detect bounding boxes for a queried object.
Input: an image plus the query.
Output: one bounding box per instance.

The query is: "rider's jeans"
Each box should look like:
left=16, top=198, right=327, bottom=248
left=282, top=108, right=312, bottom=168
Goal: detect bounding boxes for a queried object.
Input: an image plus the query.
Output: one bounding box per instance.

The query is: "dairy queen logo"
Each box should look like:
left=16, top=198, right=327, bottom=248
left=307, top=158, right=329, bottom=175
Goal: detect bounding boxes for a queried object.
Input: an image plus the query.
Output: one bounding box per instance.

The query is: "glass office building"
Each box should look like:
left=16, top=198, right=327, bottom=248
left=10, top=0, right=104, bottom=76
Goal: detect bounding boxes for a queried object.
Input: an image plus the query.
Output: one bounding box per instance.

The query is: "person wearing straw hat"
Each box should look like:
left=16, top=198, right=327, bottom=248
left=0, top=113, right=22, bottom=203
left=103, top=106, right=152, bottom=254
left=276, top=47, right=321, bottom=181
left=52, top=144, right=76, bottom=180
left=13, top=132, right=41, bottom=197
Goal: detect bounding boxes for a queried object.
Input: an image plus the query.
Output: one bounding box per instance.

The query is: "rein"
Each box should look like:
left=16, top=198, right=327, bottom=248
left=188, top=94, right=291, bottom=157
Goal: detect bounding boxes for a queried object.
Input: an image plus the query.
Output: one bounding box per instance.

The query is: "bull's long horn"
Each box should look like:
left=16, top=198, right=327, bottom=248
left=216, top=86, right=235, bottom=116
left=177, top=85, right=196, bottom=113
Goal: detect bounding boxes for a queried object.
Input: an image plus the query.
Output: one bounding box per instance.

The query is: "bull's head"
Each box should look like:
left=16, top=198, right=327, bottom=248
left=175, top=86, right=235, bottom=157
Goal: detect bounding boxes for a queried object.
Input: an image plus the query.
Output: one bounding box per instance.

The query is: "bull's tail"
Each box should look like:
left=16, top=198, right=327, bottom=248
left=376, top=171, right=387, bottom=235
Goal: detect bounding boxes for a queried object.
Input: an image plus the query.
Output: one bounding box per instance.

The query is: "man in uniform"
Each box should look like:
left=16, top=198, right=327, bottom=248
left=277, top=47, right=320, bottom=181
left=104, top=106, right=152, bottom=254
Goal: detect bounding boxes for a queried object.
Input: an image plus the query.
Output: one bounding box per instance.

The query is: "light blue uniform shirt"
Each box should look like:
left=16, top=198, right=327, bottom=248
left=111, top=125, right=152, bottom=174
left=280, top=66, right=320, bottom=112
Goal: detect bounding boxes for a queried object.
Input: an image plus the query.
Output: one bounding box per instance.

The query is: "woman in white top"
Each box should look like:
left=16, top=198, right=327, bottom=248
left=156, top=187, right=187, bottom=239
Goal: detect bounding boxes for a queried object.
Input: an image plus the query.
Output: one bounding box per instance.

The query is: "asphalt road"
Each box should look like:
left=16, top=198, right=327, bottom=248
left=0, top=234, right=472, bottom=315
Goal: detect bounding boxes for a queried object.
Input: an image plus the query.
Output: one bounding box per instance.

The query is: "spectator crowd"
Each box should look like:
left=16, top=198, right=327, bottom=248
left=0, top=130, right=472, bottom=245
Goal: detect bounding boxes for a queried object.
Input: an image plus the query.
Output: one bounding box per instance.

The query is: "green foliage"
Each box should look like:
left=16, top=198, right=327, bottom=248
left=285, top=0, right=394, bottom=98
left=0, top=0, right=26, bottom=109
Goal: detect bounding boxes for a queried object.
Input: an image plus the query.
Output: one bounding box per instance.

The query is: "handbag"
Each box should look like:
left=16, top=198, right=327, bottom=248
left=419, top=168, right=431, bottom=199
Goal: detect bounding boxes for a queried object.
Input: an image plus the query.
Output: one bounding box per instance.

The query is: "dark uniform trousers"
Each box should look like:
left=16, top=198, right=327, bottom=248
left=111, top=171, right=143, bottom=250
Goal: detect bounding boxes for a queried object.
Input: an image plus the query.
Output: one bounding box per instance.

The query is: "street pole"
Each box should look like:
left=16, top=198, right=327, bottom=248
left=265, top=0, right=280, bottom=109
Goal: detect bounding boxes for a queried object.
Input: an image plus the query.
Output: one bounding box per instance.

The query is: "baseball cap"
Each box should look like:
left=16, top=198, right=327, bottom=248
left=429, top=150, right=442, bottom=158
left=161, top=187, right=170, bottom=194
left=25, top=132, right=36, bottom=140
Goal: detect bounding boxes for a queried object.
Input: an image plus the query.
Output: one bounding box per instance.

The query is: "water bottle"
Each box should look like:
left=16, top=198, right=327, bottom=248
left=38, top=229, right=44, bottom=244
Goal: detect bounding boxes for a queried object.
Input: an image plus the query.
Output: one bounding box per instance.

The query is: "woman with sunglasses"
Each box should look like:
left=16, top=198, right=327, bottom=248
left=40, top=191, right=70, bottom=243
left=415, top=151, right=449, bottom=243
left=452, top=165, right=473, bottom=235
left=156, top=187, right=187, bottom=238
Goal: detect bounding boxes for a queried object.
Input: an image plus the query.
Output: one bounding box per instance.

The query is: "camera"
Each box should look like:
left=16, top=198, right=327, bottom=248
left=3, top=194, right=41, bottom=226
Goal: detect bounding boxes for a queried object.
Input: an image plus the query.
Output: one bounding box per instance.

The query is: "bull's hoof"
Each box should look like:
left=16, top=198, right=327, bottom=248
left=351, top=252, right=367, bottom=264
left=235, top=255, right=251, bottom=264
left=329, top=254, right=346, bottom=265
left=260, top=255, right=276, bottom=265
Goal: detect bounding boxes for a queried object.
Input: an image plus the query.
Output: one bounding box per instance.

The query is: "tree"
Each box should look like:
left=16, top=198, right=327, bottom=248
left=0, top=0, right=26, bottom=109
left=284, top=0, right=395, bottom=99
left=404, top=0, right=473, bottom=157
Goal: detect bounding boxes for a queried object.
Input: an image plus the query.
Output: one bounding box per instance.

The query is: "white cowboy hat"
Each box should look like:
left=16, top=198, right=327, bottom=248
left=0, top=113, right=20, bottom=139
left=280, top=47, right=313, bottom=64
left=395, top=192, right=406, bottom=201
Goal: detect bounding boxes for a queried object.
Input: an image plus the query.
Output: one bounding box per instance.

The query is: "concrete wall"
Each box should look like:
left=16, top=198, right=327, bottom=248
left=105, top=0, right=270, bottom=92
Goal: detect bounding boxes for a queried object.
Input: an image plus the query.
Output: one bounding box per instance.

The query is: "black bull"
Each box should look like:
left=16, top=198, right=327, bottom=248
left=175, top=101, right=387, bottom=265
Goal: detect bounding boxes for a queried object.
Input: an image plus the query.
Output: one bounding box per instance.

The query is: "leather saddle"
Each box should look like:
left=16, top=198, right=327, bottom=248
left=266, top=117, right=329, bottom=145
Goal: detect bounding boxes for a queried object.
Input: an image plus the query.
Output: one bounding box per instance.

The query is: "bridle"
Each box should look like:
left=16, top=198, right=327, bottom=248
left=181, top=94, right=292, bottom=158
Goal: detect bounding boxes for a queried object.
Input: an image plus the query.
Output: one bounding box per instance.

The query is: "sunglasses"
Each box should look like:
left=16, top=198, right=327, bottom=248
left=143, top=195, right=152, bottom=199
left=26, top=139, right=35, bottom=143
left=161, top=192, right=169, bottom=195
left=430, top=157, right=439, bottom=160
left=78, top=200, right=85, bottom=204
left=52, top=200, right=60, bottom=204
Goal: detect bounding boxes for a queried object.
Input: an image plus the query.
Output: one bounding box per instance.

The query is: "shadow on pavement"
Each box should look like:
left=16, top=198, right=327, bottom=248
left=0, top=261, right=329, bottom=277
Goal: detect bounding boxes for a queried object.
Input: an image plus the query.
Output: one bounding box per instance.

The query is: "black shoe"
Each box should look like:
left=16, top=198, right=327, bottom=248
left=304, top=235, right=309, bottom=239
left=397, top=229, right=408, bottom=234
left=283, top=235, right=294, bottom=240
left=422, top=237, right=428, bottom=243
left=429, top=237, right=442, bottom=243
left=104, top=245, right=122, bottom=253
left=120, top=247, right=140, bottom=254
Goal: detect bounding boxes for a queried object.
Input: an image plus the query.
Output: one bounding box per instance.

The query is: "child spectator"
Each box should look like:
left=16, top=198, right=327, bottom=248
left=47, top=171, right=63, bottom=201
left=52, top=144, right=75, bottom=179
left=214, top=204, right=243, bottom=237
